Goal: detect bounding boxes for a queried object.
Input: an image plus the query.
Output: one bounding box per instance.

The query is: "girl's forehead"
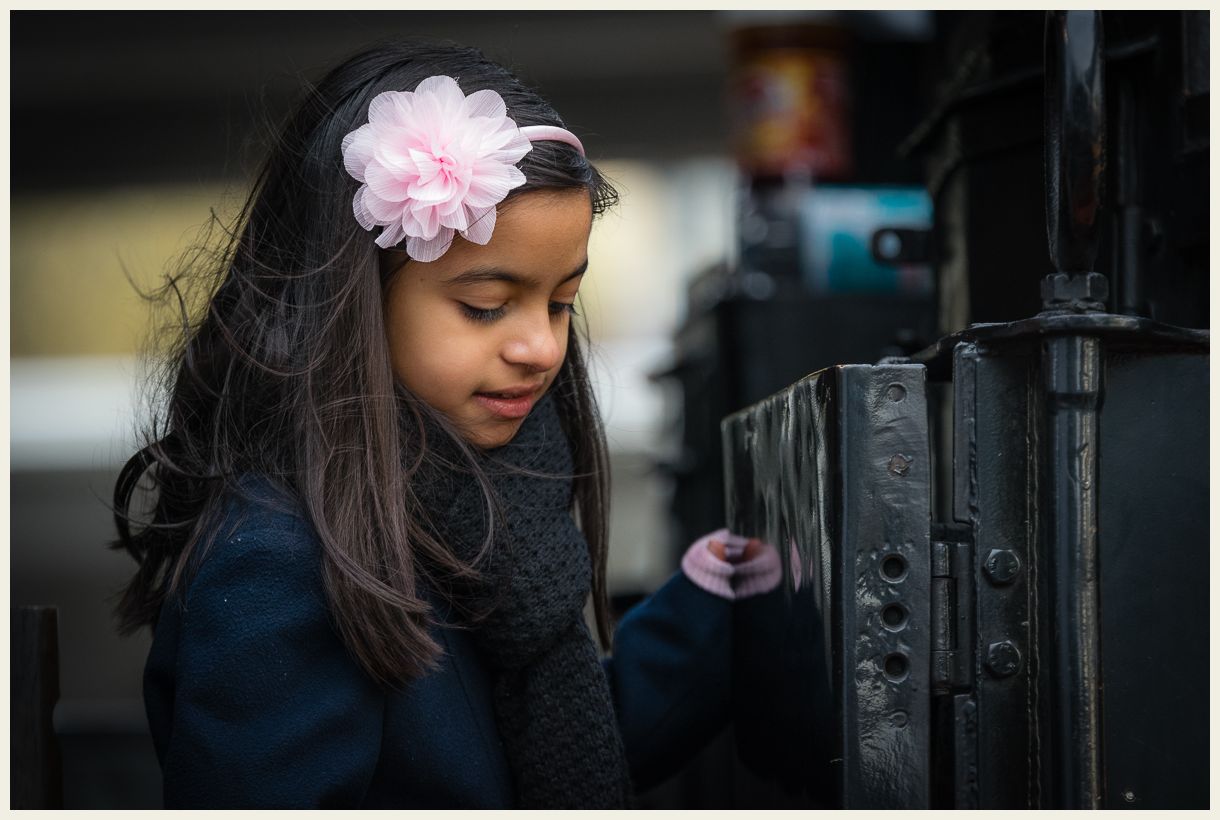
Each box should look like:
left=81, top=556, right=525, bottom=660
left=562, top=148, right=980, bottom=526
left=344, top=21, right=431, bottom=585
left=402, top=190, right=593, bottom=288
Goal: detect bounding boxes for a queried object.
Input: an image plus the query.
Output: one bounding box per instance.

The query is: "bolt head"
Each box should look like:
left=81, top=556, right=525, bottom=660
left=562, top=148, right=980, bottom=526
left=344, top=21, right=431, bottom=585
left=1041, top=272, right=1068, bottom=302
left=1041, top=272, right=1109, bottom=310
left=983, top=548, right=1021, bottom=585
left=986, top=640, right=1022, bottom=678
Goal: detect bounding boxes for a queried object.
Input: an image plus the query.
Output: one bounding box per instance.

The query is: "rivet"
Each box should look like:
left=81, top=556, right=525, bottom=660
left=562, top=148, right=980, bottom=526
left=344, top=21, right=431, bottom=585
left=885, top=383, right=907, bottom=402
left=888, top=454, right=912, bottom=476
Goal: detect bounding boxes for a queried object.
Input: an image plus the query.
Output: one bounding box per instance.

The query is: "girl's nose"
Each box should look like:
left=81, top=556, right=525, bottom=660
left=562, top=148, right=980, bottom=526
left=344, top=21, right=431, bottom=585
left=502, top=311, right=563, bottom=372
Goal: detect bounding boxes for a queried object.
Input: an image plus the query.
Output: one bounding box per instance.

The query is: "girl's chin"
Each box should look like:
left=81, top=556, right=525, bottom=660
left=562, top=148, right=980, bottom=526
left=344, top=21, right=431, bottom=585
left=459, top=418, right=525, bottom=451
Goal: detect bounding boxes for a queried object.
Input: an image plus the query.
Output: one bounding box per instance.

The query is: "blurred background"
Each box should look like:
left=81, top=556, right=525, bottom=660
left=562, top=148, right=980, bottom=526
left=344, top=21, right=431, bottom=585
left=10, top=9, right=1208, bottom=809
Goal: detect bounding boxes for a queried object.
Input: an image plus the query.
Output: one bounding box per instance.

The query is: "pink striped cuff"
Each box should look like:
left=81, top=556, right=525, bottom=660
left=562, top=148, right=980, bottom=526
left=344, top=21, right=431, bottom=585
left=681, top=528, right=783, bottom=601
left=681, top=529, right=736, bottom=599
left=732, top=545, right=783, bottom=598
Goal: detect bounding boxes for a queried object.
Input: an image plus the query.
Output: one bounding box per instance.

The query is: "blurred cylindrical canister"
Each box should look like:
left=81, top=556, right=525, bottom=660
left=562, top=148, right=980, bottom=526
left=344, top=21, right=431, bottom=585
left=729, top=23, right=854, bottom=180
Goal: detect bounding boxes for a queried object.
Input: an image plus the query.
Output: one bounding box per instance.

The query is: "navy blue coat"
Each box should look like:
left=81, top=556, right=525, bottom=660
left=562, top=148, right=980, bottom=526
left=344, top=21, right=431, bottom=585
left=143, top=488, right=733, bottom=808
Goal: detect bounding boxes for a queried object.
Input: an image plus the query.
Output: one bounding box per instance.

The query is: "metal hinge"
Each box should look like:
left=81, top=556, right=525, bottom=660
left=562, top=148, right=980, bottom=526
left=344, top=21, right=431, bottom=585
left=931, top=529, right=975, bottom=693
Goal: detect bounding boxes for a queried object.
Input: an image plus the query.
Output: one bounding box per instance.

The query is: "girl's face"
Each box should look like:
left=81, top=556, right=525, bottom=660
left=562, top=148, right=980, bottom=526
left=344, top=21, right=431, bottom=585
left=384, top=189, right=593, bottom=449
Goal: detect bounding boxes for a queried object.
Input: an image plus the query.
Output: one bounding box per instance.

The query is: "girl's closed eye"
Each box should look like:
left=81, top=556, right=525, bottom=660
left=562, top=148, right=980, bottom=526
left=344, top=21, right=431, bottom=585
left=459, top=302, right=507, bottom=323
left=458, top=300, right=579, bottom=323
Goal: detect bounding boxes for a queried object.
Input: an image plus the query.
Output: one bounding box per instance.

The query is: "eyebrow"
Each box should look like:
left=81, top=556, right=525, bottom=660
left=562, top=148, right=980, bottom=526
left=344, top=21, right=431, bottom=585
left=443, top=259, right=589, bottom=288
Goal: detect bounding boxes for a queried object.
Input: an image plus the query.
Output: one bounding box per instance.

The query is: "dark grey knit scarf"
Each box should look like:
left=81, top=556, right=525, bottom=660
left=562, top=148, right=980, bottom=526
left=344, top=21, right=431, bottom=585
left=414, top=392, right=633, bottom=808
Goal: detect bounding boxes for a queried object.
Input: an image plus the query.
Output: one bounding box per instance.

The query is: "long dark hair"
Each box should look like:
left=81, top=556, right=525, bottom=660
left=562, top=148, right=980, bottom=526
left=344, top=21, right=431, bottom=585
left=110, top=40, right=619, bottom=688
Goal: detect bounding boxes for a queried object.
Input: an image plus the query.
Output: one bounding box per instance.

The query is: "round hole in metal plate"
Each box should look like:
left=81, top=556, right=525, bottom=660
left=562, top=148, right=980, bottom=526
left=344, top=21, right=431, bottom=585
left=883, top=652, right=910, bottom=682
left=881, top=603, right=908, bottom=631
left=880, top=553, right=908, bottom=582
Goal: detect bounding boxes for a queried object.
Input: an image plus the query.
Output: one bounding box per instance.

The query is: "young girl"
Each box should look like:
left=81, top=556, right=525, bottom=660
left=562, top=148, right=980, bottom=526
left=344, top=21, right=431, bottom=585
left=112, top=40, right=780, bottom=809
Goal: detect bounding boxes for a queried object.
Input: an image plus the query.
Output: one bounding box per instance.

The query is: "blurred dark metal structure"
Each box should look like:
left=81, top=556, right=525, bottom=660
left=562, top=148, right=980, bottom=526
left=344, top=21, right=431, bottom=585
left=717, top=11, right=1208, bottom=809
left=12, top=606, right=65, bottom=809
left=657, top=16, right=938, bottom=561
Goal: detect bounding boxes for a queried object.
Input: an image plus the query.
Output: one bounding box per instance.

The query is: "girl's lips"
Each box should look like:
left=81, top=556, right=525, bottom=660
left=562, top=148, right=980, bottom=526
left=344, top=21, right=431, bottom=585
left=473, top=390, right=537, bottom=420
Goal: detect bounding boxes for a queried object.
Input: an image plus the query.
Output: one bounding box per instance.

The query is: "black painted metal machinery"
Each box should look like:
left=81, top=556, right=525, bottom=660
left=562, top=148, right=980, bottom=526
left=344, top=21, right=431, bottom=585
left=721, top=12, right=1208, bottom=809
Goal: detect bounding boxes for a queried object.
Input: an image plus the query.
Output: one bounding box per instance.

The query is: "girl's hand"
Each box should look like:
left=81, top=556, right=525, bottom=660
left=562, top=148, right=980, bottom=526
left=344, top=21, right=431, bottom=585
left=708, top=535, right=765, bottom=564
left=681, top=529, right=782, bottom=600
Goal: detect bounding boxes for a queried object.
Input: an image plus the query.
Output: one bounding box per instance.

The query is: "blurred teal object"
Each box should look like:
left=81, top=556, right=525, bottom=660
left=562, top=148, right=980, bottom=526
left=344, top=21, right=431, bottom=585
left=799, top=185, right=932, bottom=294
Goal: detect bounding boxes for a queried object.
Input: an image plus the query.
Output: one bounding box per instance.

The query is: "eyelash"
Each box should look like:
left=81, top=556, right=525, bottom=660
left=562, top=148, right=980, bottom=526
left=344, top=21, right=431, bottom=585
left=459, top=301, right=579, bottom=324
left=459, top=303, right=506, bottom=323
left=553, top=301, right=580, bottom=318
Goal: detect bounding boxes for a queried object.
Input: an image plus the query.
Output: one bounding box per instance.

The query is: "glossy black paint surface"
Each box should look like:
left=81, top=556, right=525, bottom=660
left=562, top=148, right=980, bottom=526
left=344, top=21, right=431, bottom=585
left=723, top=364, right=932, bottom=809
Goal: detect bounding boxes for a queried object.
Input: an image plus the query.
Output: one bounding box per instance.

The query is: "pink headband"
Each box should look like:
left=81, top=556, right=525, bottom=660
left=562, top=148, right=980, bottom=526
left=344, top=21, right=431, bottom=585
left=518, top=125, right=585, bottom=156
left=340, top=75, right=586, bottom=262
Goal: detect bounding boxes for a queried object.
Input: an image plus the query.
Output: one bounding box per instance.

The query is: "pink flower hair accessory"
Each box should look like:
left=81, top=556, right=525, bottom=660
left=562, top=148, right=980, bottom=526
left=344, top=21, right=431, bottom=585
left=341, top=75, right=586, bottom=262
